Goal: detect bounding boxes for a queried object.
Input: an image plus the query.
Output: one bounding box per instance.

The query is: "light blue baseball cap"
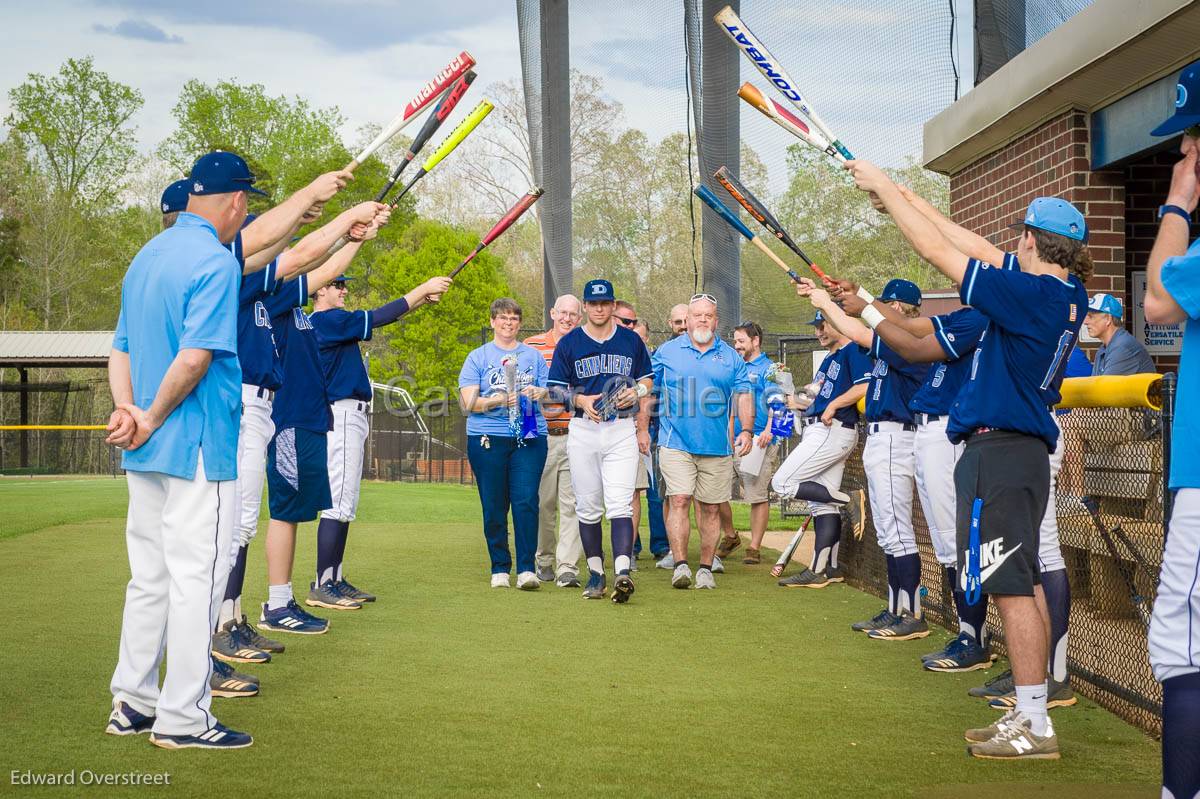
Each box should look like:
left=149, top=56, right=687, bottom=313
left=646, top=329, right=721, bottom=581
left=1011, top=197, right=1088, bottom=242
left=1087, top=292, right=1123, bottom=319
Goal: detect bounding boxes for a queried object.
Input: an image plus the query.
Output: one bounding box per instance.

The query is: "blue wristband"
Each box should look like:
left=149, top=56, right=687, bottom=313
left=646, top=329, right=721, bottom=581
left=1159, top=204, right=1192, bottom=224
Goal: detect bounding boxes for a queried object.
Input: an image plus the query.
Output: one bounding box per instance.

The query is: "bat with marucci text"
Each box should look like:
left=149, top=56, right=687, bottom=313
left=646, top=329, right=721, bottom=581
left=449, top=188, right=544, bottom=278
left=375, top=71, right=477, bottom=203
left=693, top=184, right=807, bottom=286
left=713, top=165, right=833, bottom=286
left=737, top=83, right=844, bottom=163
left=714, top=5, right=853, bottom=160
left=343, top=50, right=475, bottom=172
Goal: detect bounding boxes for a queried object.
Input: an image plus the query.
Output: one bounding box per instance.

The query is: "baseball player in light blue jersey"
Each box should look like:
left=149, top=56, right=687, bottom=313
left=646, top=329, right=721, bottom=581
left=103, top=152, right=263, bottom=750
left=310, top=272, right=452, bottom=601
left=773, top=311, right=872, bottom=587
left=850, top=160, right=1089, bottom=760
left=1144, top=61, right=1200, bottom=799
left=548, top=279, right=653, bottom=603
left=652, top=293, right=753, bottom=590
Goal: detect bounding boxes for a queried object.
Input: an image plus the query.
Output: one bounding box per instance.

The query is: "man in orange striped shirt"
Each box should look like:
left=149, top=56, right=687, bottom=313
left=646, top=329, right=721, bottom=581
left=525, top=294, right=583, bottom=587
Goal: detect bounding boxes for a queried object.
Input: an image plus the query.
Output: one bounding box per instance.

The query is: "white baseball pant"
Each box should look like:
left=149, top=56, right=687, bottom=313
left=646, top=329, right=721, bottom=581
left=1150, top=487, right=1200, bottom=682
left=536, top=432, right=582, bottom=575
left=863, top=423, right=918, bottom=556
left=913, top=415, right=964, bottom=566
left=110, top=452, right=235, bottom=736
left=322, top=399, right=370, bottom=522
left=770, top=420, right=858, bottom=517
left=1037, top=415, right=1066, bottom=573
left=566, top=416, right=638, bottom=523
left=233, top=384, right=274, bottom=558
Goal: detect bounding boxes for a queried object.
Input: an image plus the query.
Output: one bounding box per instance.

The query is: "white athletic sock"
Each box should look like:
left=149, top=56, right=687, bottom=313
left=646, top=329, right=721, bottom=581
left=614, top=555, right=630, bottom=575
left=233, top=595, right=242, bottom=621
left=586, top=556, right=603, bottom=575
left=1015, top=682, right=1050, bottom=736
left=830, top=542, right=840, bottom=570
left=812, top=548, right=830, bottom=574
left=318, top=566, right=335, bottom=586
left=335, top=563, right=343, bottom=581
left=217, top=599, right=236, bottom=629
left=897, top=588, right=912, bottom=615
left=267, top=583, right=293, bottom=611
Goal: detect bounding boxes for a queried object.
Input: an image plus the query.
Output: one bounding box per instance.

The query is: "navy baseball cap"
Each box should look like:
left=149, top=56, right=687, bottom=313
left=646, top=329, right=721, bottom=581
left=1010, top=197, right=1087, bottom=242
left=1152, top=60, right=1200, bottom=137
left=880, top=279, right=922, bottom=306
left=189, top=151, right=267, bottom=197
left=330, top=275, right=353, bottom=284
left=807, top=310, right=825, bottom=326
left=160, top=179, right=190, bottom=213
left=583, top=279, right=615, bottom=302
left=1087, top=292, right=1123, bottom=319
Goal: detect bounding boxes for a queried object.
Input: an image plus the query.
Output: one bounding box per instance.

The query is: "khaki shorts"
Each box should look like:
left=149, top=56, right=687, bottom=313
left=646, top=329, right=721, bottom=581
left=659, top=447, right=733, bottom=504
left=635, top=456, right=649, bottom=490
left=734, top=445, right=779, bottom=504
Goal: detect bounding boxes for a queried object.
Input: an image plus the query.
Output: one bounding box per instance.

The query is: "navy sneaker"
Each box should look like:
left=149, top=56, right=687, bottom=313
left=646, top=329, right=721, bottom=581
left=924, top=633, right=995, bottom=672
left=150, top=722, right=253, bottom=750
left=210, top=657, right=258, bottom=698
left=105, top=701, right=154, bottom=736
left=258, top=600, right=329, bottom=635
left=337, top=579, right=376, bottom=603
left=238, top=614, right=285, bottom=653
left=307, top=580, right=361, bottom=611
left=851, top=608, right=899, bottom=632
left=582, top=571, right=607, bottom=600
left=212, top=620, right=271, bottom=665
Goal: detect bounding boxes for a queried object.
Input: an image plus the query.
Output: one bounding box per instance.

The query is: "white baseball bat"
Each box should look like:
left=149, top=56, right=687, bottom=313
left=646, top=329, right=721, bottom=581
left=738, top=83, right=844, bottom=163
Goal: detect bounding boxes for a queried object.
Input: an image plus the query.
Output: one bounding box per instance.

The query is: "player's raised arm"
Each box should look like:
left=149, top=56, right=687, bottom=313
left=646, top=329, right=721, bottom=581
left=797, top=278, right=872, bottom=350
left=1146, top=147, right=1198, bottom=325
left=277, top=202, right=387, bottom=280
left=834, top=281, right=934, bottom=338
left=895, top=185, right=1006, bottom=268
left=242, top=170, right=353, bottom=258
left=846, top=160, right=969, bottom=285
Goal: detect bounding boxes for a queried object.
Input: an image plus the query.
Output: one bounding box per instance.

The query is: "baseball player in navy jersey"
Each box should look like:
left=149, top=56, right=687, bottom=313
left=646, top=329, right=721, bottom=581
left=309, top=272, right=452, bottom=604
left=1143, top=64, right=1200, bottom=799
left=547, top=279, right=653, bottom=603
left=103, top=151, right=261, bottom=749
left=773, top=311, right=872, bottom=587
left=803, top=279, right=931, bottom=641
left=851, top=160, right=1090, bottom=760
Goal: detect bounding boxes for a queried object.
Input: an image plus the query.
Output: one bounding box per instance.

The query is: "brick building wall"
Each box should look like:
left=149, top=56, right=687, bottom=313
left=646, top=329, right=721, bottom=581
left=1124, top=150, right=1182, bottom=372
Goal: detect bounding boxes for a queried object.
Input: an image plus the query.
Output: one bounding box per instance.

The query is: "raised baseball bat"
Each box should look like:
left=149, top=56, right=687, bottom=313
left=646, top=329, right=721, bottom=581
left=1081, top=496, right=1152, bottom=628
left=448, top=188, right=544, bottom=278
left=715, top=6, right=853, bottom=160
left=375, top=71, right=477, bottom=203
left=389, top=99, right=494, bottom=207
left=714, top=166, right=833, bottom=286
left=693, top=185, right=804, bottom=284
left=771, top=515, right=814, bottom=578
left=344, top=50, right=475, bottom=172
left=737, top=83, right=844, bottom=163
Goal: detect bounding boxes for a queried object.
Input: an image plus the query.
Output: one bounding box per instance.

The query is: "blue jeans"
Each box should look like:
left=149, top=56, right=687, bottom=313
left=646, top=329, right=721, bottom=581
left=468, top=434, right=547, bottom=574
left=635, top=464, right=670, bottom=557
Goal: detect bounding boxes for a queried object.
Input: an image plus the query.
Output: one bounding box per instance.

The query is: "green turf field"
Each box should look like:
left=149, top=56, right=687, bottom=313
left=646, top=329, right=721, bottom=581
left=1, top=478, right=1161, bottom=798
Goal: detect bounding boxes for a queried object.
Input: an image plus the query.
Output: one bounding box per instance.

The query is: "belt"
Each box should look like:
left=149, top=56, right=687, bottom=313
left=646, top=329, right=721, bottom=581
left=868, top=421, right=916, bottom=434
left=915, top=413, right=942, bottom=425
left=547, top=427, right=569, bottom=436
left=332, top=398, right=369, bottom=412
left=256, top=387, right=275, bottom=401
left=802, top=416, right=855, bottom=431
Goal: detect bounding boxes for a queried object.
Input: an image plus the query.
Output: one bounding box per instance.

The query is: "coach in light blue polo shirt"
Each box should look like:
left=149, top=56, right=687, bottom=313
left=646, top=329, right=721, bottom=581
left=651, top=293, right=753, bottom=589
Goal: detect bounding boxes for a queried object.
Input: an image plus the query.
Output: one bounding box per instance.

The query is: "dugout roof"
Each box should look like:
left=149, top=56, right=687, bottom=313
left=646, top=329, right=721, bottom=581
left=0, top=331, right=114, bottom=369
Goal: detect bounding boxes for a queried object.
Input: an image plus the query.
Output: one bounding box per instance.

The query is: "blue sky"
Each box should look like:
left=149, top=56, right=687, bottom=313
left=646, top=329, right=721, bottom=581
left=1, top=0, right=974, bottom=194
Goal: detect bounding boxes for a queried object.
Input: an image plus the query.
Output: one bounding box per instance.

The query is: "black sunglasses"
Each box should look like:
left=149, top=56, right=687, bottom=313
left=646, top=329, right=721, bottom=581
left=616, top=316, right=638, bottom=326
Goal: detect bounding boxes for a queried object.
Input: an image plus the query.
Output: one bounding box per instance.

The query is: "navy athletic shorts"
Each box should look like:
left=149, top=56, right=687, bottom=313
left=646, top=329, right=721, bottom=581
left=267, top=427, right=332, bottom=523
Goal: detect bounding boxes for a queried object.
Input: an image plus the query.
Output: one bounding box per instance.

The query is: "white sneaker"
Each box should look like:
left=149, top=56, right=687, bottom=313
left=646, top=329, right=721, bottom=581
left=516, top=571, right=540, bottom=590
left=695, top=568, right=716, bottom=589
left=656, top=553, right=676, bottom=570
left=671, top=563, right=693, bottom=589
left=712, top=555, right=725, bottom=573
left=491, top=573, right=511, bottom=589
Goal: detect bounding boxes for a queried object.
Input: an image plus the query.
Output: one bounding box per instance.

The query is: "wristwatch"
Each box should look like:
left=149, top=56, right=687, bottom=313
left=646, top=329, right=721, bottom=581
left=1158, top=204, right=1192, bottom=224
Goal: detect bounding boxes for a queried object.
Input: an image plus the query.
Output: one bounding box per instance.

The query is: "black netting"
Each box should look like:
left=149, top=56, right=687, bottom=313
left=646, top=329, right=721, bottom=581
left=975, top=0, right=1095, bottom=83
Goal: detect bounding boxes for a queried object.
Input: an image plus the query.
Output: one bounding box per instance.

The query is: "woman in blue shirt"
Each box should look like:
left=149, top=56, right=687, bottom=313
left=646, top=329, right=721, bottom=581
left=458, top=298, right=549, bottom=590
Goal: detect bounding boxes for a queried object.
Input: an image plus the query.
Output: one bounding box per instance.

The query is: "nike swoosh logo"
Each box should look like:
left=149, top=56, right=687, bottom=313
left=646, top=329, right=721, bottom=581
left=978, top=542, right=1022, bottom=584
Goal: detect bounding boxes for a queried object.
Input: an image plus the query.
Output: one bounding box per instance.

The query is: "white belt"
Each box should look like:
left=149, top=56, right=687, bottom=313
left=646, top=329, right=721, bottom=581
left=241, top=383, right=274, bottom=404
left=868, top=421, right=915, bottom=434
left=332, top=398, right=370, bottom=412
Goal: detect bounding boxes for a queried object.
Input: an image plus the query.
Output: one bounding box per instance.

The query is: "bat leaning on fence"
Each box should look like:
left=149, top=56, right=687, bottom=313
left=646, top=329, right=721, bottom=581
left=448, top=188, right=544, bottom=279
left=1081, top=496, right=1153, bottom=628
left=771, top=515, right=814, bottom=578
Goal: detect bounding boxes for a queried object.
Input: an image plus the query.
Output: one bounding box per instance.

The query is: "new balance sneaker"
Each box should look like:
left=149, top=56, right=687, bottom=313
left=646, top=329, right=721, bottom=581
left=516, top=571, right=541, bottom=590
left=150, top=723, right=253, bottom=750
left=716, top=534, right=742, bottom=558
left=851, top=608, right=899, bottom=632
left=239, top=615, right=284, bottom=653
left=988, top=678, right=1077, bottom=710
left=965, top=709, right=1021, bottom=743
left=491, top=573, right=511, bottom=588
left=105, top=701, right=154, bottom=736
left=867, top=611, right=930, bottom=641
left=307, top=580, right=362, bottom=611
left=969, top=668, right=1013, bottom=699
left=712, top=556, right=725, bottom=574
left=695, top=567, right=716, bottom=590
left=555, top=571, right=580, bottom=588
left=210, top=657, right=258, bottom=698
left=968, top=713, right=1060, bottom=760
left=336, top=578, right=376, bottom=603
left=582, top=571, right=607, bottom=599
left=924, top=633, right=995, bottom=672
left=612, top=574, right=635, bottom=604
left=671, top=563, right=693, bottom=589
left=259, top=600, right=329, bottom=635
left=212, top=620, right=271, bottom=665
left=536, top=565, right=555, bottom=582
left=656, top=553, right=676, bottom=570
left=778, top=568, right=832, bottom=588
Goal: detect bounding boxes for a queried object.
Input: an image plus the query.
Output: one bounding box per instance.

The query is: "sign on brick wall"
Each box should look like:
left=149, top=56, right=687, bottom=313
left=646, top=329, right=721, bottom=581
left=1131, top=270, right=1185, bottom=354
